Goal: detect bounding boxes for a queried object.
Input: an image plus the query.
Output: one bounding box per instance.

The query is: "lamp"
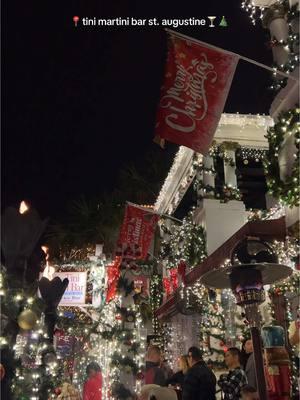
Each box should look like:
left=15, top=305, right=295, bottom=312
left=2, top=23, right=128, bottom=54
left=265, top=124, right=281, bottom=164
left=200, top=238, right=292, bottom=400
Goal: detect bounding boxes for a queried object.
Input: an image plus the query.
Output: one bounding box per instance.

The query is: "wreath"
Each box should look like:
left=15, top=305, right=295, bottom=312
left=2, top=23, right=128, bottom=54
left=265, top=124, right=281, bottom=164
left=264, top=108, right=300, bottom=207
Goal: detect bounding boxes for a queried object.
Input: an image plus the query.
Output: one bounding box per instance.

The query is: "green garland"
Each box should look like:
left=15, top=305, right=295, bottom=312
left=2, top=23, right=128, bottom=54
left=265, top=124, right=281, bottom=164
left=160, top=210, right=207, bottom=268
left=110, top=353, right=139, bottom=375
left=264, top=108, right=300, bottom=207
left=150, top=274, right=163, bottom=336
left=217, top=185, right=242, bottom=203
left=269, top=3, right=299, bottom=91
left=269, top=272, right=300, bottom=296
left=193, top=179, right=241, bottom=203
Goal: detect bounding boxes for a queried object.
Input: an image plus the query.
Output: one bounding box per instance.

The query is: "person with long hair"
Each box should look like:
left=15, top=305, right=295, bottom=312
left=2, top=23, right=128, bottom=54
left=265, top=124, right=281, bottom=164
left=166, top=355, right=189, bottom=389
left=145, top=346, right=166, bottom=386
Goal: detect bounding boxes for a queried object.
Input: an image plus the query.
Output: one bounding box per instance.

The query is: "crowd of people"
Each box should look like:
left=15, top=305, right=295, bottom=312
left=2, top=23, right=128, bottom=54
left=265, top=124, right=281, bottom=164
left=55, top=339, right=259, bottom=400
left=143, top=343, right=258, bottom=400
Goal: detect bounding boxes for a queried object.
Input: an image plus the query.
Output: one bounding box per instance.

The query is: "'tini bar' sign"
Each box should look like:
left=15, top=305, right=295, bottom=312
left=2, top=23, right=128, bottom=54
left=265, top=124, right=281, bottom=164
left=54, top=271, right=87, bottom=305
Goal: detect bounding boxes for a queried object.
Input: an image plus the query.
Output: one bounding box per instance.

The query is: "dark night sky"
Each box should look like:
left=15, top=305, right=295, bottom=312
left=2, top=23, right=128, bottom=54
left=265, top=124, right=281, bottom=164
left=2, top=1, right=274, bottom=219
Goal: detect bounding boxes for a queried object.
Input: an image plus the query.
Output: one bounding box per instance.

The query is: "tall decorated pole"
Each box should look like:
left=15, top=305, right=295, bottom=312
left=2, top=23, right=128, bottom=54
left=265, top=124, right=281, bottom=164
left=201, top=238, right=292, bottom=400
left=106, top=203, right=159, bottom=399
left=0, top=201, right=66, bottom=400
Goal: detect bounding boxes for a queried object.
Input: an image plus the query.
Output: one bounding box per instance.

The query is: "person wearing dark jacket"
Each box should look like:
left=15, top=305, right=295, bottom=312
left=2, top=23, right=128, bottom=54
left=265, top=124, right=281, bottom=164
left=145, top=345, right=166, bottom=386
left=243, top=340, right=257, bottom=390
left=166, top=355, right=189, bottom=389
left=182, top=347, right=216, bottom=400
left=240, top=338, right=252, bottom=370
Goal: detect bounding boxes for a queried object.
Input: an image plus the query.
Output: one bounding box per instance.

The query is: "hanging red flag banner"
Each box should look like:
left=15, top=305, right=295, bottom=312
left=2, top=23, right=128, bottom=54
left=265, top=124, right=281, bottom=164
left=155, top=34, right=239, bottom=154
left=116, top=204, right=159, bottom=260
left=106, top=256, right=122, bottom=302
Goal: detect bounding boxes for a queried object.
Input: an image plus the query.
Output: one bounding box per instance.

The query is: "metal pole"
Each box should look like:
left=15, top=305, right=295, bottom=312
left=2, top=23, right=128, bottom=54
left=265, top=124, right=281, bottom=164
left=165, top=28, right=299, bottom=82
left=250, top=326, right=268, bottom=400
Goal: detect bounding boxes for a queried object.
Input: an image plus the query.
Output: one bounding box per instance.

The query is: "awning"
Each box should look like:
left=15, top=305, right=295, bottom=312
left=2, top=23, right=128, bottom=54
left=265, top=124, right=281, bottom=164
left=156, top=217, right=286, bottom=319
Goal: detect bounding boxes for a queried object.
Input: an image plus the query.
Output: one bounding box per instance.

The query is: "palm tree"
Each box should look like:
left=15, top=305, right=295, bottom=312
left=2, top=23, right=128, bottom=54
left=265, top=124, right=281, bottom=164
left=47, top=146, right=176, bottom=261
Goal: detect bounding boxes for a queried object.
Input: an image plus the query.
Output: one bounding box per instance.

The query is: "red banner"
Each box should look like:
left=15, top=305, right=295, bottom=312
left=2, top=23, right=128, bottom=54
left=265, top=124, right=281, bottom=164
left=170, top=268, right=179, bottom=291
left=116, top=204, right=159, bottom=260
left=155, top=35, right=238, bottom=154
left=106, top=256, right=122, bottom=302
left=163, top=277, right=172, bottom=297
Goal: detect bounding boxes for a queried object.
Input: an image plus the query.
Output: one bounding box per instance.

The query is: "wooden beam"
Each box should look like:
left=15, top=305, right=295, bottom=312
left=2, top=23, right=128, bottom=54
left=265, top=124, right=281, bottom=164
left=186, top=217, right=286, bottom=285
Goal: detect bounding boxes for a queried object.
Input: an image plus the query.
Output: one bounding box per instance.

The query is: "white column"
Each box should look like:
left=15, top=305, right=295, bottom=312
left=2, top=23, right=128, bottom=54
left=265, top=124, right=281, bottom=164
left=203, top=155, right=215, bottom=197
left=223, top=150, right=237, bottom=188
left=263, top=4, right=289, bottom=68
left=196, top=169, right=204, bottom=200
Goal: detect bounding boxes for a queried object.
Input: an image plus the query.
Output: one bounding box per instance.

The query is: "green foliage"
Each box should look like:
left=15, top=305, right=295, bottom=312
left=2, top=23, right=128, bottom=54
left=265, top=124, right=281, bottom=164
left=47, top=194, right=123, bottom=259
left=110, top=352, right=139, bottom=375
left=47, top=147, right=176, bottom=260
left=264, top=108, right=300, bottom=207
left=160, top=210, right=207, bottom=268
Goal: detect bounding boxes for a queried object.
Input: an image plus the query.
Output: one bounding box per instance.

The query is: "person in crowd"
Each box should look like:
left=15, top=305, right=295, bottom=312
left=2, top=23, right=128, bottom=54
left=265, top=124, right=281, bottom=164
left=182, top=346, right=216, bottom=400
left=218, top=347, right=247, bottom=400
left=58, top=382, right=81, bottom=400
left=166, top=355, right=189, bottom=389
left=240, top=338, right=252, bottom=370
left=160, top=356, right=173, bottom=381
left=243, top=340, right=257, bottom=390
left=83, top=362, right=102, bottom=400
left=240, top=385, right=259, bottom=400
left=145, top=346, right=166, bottom=385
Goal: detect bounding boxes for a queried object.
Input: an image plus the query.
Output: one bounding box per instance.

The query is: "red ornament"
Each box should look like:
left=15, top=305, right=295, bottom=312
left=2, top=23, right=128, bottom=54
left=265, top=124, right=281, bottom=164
left=54, top=328, right=64, bottom=337
left=170, top=268, right=178, bottom=291
left=219, top=341, right=224, bottom=347
left=136, top=372, right=144, bottom=380
left=54, top=387, right=61, bottom=395
left=0, top=364, right=5, bottom=380
left=163, top=277, right=172, bottom=296
left=115, top=314, right=122, bottom=320
left=223, top=346, right=228, bottom=352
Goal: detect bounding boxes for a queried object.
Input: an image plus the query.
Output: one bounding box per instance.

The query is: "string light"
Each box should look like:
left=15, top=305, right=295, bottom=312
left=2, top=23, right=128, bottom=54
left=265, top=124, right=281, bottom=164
left=264, top=107, right=300, bottom=207
left=247, top=205, right=286, bottom=221
left=159, top=209, right=207, bottom=269
left=150, top=274, right=163, bottom=337
left=19, top=200, right=29, bottom=214
left=241, top=0, right=265, bottom=25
